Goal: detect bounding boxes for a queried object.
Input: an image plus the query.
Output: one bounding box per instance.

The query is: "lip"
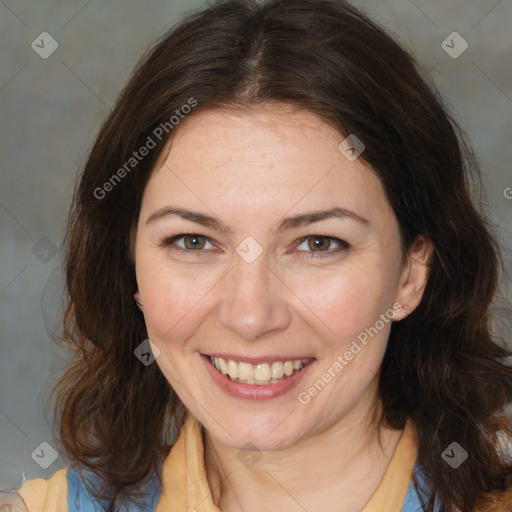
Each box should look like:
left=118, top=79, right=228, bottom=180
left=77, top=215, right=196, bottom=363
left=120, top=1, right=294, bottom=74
left=201, top=354, right=316, bottom=400
left=204, top=353, right=315, bottom=364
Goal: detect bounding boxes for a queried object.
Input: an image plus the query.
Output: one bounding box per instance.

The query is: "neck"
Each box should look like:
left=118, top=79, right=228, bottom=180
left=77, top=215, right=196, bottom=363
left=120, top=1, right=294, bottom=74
left=203, top=385, right=404, bottom=512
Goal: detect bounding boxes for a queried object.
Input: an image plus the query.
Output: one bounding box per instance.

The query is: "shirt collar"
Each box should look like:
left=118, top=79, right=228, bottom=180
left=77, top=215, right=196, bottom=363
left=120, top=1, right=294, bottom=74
left=156, top=412, right=418, bottom=512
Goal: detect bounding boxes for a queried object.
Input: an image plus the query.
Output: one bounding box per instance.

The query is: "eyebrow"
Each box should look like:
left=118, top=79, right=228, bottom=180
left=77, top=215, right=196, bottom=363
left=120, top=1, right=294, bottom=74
left=145, top=206, right=370, bottom=232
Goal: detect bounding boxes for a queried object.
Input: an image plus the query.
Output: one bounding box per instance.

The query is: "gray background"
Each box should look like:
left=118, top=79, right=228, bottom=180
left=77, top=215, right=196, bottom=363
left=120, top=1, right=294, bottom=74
left=1, top=0, right=511, bottom=491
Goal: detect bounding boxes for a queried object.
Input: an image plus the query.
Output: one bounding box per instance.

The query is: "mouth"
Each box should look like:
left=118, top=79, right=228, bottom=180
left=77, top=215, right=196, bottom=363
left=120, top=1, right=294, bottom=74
left=205, top=354, right=315, bottom=385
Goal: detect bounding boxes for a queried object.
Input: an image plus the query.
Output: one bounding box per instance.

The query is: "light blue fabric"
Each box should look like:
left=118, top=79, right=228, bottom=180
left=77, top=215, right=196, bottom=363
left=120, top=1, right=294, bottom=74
left=401, top=473, right=425, bottom=511
left=67, top=465, right=162, bottom=512
left=401, top=464, right=445, bottom=512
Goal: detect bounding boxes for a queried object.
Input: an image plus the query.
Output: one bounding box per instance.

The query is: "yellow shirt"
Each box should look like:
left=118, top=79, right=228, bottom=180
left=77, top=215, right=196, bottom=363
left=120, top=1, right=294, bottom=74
left=15, top=413, right=418, bottom=512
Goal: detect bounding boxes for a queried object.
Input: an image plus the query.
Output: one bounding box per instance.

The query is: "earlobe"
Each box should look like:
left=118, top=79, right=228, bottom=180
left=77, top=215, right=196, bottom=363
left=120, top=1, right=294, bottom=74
left=394, top=235, right=433, bottom=321
left=133, top=291, right=144, bottom=311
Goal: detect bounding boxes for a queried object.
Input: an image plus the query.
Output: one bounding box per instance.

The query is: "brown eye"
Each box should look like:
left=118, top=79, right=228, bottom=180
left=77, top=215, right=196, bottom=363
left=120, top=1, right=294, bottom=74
left=160, top=234, right=215, bottom=253
left=182, top=234, right=207, bottom=250
left=307, top=236, right=332, bottom=251
left=296, top=236, right=350, bottom=258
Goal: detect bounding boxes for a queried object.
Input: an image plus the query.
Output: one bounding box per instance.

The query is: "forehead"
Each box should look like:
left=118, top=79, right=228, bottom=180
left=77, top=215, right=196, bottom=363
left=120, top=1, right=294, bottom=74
left=158, top=105, right=343, bottom=169
left=142, top=105, right=392, bottom=228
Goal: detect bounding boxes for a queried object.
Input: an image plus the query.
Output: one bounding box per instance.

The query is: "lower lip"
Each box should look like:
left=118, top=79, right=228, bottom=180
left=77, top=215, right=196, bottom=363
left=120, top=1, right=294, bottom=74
left=201, top=354, right=316, bottom=400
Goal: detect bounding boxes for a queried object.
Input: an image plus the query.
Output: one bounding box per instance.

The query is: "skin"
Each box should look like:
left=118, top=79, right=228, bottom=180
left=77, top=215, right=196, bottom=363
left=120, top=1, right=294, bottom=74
left=133, top=105, right=432, bottom=512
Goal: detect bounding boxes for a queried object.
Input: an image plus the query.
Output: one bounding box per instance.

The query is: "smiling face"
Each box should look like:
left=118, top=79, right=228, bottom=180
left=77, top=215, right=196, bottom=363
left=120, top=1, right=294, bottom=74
left=133, top=104, right=430, bottom=451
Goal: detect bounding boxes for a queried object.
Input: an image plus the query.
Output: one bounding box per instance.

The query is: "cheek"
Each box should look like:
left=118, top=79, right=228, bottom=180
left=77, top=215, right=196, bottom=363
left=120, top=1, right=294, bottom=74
left=137, top=260, right=219, bottom=343
left=285, top=263, right=394, bottom=346
left=136, top=247, right=400, bottom=352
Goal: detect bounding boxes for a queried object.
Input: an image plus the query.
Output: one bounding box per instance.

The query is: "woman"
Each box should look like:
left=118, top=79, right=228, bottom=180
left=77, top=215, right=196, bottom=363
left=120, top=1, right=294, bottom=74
left=4, top=0, right=512, bottom=510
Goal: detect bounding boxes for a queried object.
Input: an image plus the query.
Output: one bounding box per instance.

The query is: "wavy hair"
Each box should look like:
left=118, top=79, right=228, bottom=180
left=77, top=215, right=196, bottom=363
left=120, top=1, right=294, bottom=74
left=54, top=0, right=512, bottom=510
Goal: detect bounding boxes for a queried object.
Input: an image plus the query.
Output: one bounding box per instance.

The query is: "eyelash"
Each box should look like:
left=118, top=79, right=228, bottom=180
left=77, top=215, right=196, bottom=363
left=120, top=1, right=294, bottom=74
left=158, top=234, right=350, bottom=259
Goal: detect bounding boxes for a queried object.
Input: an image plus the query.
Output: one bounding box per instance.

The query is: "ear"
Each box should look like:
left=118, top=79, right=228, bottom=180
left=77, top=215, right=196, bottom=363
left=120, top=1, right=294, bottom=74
left=393, top=235, right=433, bottom=321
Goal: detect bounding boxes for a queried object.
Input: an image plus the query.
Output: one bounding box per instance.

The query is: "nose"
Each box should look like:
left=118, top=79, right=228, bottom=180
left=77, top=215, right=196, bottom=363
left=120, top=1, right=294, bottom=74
left=217, top=251, right=292, bottom=342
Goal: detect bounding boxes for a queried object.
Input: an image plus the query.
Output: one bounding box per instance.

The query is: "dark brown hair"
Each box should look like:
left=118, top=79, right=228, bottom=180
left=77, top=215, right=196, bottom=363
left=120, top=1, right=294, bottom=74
left=55, top=0, right=512, bottom=510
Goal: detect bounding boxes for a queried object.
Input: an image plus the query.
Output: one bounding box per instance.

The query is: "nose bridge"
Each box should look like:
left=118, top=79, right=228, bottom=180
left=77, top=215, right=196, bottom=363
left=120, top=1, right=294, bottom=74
left=217, top=248, right=291, bottom=341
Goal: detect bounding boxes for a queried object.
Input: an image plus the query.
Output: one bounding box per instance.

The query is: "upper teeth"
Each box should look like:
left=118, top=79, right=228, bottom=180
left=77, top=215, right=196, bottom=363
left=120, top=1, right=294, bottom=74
left=210, top=356, right=312, bottom=384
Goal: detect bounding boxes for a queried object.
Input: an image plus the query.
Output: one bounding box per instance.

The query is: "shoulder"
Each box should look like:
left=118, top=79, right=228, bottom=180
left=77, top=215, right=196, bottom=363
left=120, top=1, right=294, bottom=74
left=4, top=468, right=69, bottom=512
left=403, top=464, right=512, bottom=512
left=5, top=466, right=114, bottom=512
left=5, top=462, right=164, bottom=512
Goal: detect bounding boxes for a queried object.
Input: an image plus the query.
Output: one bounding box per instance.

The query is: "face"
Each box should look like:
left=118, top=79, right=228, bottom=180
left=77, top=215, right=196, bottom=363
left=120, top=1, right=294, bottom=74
left=133, top=105, right=428, bottom=451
